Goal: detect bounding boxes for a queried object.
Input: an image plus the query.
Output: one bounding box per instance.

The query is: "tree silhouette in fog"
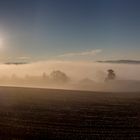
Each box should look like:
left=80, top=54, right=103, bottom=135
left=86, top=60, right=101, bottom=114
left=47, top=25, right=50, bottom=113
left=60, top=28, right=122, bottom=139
left=105, top=69, right=116, bottom=81
left=50, top=70, right=70, bottom=84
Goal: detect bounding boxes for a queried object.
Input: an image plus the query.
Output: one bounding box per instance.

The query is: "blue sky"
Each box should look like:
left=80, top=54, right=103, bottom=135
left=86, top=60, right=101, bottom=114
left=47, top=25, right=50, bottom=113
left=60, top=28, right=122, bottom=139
left=0, top=0, right=140, bottom=62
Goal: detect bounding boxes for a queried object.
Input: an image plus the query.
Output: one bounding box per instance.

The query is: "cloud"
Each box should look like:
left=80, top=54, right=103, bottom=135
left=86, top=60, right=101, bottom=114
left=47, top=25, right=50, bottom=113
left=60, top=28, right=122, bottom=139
left=4, top=62, right=29, bottom=65
left=58, top=49, right=102, bottom=57
left=97, top=60, right=140, bottom=64
left=3, top=56, right=31, bottom=65
left=17, top=57, right=31, bottom=60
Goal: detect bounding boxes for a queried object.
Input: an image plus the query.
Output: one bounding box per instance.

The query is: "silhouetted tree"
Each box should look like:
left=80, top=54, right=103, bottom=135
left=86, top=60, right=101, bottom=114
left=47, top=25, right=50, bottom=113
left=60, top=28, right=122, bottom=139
left=50, top=70, right=70, bottom=83
left=105, top=69, right=116, bottom=81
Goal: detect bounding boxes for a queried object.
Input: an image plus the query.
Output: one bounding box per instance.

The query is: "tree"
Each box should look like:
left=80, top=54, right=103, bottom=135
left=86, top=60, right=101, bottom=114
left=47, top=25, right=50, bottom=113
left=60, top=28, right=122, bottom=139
left=50, top=70, right=70, bottom=83
left=105, top=69, right=116, bottom=81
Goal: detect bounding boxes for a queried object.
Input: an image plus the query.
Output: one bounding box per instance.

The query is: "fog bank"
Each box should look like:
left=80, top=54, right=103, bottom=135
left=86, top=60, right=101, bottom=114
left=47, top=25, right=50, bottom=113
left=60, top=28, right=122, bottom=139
left=0, top=60, right=139, bottom=92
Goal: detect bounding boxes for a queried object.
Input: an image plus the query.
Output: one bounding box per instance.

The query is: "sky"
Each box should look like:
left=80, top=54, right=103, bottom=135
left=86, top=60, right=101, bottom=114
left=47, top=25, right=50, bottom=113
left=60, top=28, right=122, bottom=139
left=0, top=0, right=140, bottom=62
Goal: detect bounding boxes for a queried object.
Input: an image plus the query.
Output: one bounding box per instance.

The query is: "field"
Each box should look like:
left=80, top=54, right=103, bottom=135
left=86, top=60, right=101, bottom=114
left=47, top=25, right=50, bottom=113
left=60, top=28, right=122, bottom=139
left=0, top=86, right=139, bottom=139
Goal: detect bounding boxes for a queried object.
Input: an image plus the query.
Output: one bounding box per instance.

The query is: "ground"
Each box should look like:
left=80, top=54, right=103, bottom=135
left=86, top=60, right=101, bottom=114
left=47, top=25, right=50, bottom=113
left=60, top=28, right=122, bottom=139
left=0, top=86, right=139, bottom=139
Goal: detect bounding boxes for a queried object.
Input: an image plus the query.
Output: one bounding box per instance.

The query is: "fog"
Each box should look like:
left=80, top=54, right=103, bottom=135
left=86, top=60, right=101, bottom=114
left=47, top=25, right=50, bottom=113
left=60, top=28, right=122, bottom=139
left=0, top=60, right=140, bottom=92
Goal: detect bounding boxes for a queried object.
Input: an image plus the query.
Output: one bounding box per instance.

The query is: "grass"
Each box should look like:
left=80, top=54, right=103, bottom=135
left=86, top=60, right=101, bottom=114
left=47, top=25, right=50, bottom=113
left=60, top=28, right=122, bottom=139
left=0, top=86, right=139, bottom=139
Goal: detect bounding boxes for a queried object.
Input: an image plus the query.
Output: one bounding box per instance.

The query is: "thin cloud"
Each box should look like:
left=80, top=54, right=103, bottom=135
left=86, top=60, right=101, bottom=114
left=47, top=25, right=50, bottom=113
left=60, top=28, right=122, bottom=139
left=58, top=49, right=102, bottom=57
left=4, top=62, right=29, bottom=65
left=17, top=57, right=31, bottom=60
left=97, top=60, right=140, bottom=64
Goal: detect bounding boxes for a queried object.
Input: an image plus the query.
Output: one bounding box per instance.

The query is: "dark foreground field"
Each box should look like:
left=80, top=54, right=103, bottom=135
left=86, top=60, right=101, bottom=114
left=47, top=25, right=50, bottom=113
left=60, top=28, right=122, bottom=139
left=0, top=86, right=139, bottom=139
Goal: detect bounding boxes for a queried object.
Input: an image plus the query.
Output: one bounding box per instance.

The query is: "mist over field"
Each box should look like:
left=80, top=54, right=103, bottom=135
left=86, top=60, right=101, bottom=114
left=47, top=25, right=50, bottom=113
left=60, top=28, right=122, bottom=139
left=0, top=60, right=139, bottom=92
